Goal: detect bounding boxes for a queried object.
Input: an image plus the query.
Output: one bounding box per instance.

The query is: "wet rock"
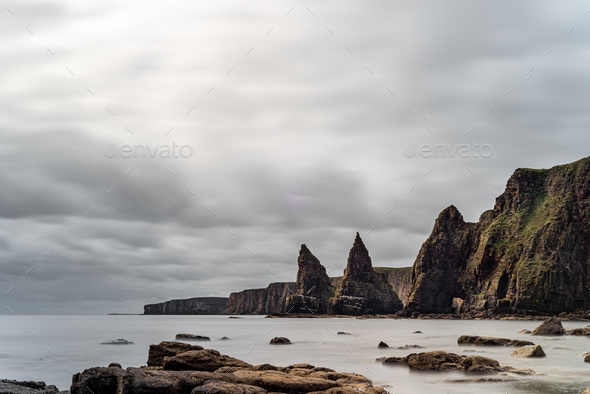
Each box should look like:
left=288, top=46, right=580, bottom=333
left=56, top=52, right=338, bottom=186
left=337, top=332, right=351, bottom=335
left=511, top=345, right=546, bottom=358
left=584, top=354, right=590, bottom=363
left=412, top=331, right=422, bottom=334
left=0, top=380, right=63, bottom=394
left=270, top=337, right=292, bottom=345
left=148, top=341, right=205, bottom=366
left=219, top=336, right=231, bottom=340
left=100, top=339, right=133, bottom=345
left=176, top=333, right=211, bottom=341
left=377, top=341, right=389, bottom=348
left=108, top=362, right=122, bottom=368
left=397, top=345, right=423, bottom=349
left=531, top=318, right=565, bottom=336
left=517, top=329, right=531, bottom=334
left=457, top=335, right=534, bottom=347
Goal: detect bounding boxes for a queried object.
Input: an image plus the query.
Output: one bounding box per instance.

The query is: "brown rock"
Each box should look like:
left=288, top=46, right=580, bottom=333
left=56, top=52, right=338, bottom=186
left=377, top=341, right=389, bottom=348
left=584, top=354, right=590, bottom=363
left=191, top=380, right=266, bottom=394
left=176, top=334, right=211, bottom=341
left=531, top=318, right=565, bottom=336
left=163, top=349, right=252, bottom=372
left=148, top=341, right=205, bottom=367
left=511, top=345, right=546, bottom=358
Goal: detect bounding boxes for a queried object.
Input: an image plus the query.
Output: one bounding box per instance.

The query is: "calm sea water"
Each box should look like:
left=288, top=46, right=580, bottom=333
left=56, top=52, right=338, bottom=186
left=1, top=315, right=589, bottom=393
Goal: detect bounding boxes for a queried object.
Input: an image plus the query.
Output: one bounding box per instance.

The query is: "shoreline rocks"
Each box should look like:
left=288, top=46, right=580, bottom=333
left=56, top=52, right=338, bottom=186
left=71, top=342, right=385, bottom=394
left=0, top=380, right=66, bottom=394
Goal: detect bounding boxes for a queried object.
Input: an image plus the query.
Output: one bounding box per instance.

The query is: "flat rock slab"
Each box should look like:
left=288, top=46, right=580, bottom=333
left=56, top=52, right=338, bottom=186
left=457, top=335, right=534, bottom=347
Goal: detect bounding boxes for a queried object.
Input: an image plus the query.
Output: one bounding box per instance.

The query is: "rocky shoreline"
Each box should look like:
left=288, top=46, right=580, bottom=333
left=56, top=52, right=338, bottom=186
left=266, top=312, right=590, bottom=321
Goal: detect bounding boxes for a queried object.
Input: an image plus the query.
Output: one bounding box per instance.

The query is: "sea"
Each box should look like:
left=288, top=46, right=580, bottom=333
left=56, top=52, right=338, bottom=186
left=1, top=315, right=589, bottom=393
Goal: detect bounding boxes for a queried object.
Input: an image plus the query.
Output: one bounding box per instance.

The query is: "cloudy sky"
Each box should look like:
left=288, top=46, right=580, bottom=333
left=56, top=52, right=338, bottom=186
left=1, top=0, right=590, bottom=314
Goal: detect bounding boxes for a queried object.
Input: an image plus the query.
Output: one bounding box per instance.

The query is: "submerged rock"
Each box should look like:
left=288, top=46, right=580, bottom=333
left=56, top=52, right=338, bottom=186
left=511, top=345, right=546, bottom=358
left=270, top=337, right=292, bottom=345
left=337, top=332, right=351, bottom=335
left=517, top=329, right=532, bottom=334
left=100, top=339, right=134, bottom=345
left=176, top=333, right=211, bottom=341
left=531, top=318, right=565, bottom=336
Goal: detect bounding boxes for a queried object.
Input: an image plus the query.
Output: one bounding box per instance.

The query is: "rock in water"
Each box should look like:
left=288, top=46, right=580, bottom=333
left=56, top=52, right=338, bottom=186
left=511, top=345, right=546, bottom=358
left=378, top=341, right=389, bottom=348
left=517, top=329, right=531, bottom=334
left=405, top=157, right=590, bottom=315
left=585, top=354, right=590, bottom=363
left=381, top=350, right=533, bottom=374
left=531, top=317, right=565, bottom=336
left=328, top=233, right=403, bottom=315
left=100, top=339, right=133, bottom=345
left=285, top=244, right=335, bottom=314
left=176, top=333, right=211, bottom=341
left=270, top=337, right=292, bottom=345
left=163, top=349, right=253, bottom=371
left=457, top=335, right=534, bottom=347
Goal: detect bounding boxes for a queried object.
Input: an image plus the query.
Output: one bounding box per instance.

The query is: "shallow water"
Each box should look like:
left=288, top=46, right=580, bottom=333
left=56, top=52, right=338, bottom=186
left=1, top=315, right=589, bottom=393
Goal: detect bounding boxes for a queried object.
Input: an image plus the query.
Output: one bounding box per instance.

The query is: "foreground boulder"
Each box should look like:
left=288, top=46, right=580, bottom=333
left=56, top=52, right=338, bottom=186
left=531, top=317, right=565, bottom=336
left=511, top=345, right=546, bottom=358
left=381, top=350, right=534, bottom=374
left=457, top=335, right=534, bottom=347
left=71, top=345, right=385, bottom=394
left=148, top=341, right=205, bottom=366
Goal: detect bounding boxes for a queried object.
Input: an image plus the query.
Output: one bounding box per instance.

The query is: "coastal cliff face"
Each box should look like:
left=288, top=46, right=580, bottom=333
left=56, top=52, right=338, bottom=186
left=222, top=282, right=295, bottom=315
left=144, top=297, right=229, bottom=315
left=374, top=267, right=412, bottom=306
left=328, top=233, right=403, bottom=315
left=285, top=245, right=336, bottom=314
left=407, top=157, right=590, bottom=315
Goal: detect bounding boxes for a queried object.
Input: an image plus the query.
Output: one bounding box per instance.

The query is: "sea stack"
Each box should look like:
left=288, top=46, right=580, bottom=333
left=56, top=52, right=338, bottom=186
left=285, top=244, right=334, bottom=314
left=328, top=233, right=403, bottom=315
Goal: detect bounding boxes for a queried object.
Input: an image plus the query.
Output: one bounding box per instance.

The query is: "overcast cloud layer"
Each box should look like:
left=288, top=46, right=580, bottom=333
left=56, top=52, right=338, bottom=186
left=1, top=0, right=590, bottom=314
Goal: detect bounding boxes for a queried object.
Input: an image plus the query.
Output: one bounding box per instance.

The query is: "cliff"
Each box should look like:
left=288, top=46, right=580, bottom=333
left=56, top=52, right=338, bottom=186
left=374, top=267, right=412, bottom=306
left=328, top=233, right=403, bottom=315
left=285, top=245, right=336, bottom=313
left=222, top=282, right=295, bottom=315
left=407, top=156, right=590, bottom=315
left=144, top=297, right=228, bottom=315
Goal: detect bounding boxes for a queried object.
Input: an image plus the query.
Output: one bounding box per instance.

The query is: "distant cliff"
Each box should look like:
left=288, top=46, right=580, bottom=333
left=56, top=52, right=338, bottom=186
left=407, top=156, right=590, bottom=315
left=222, top=282, right=295, bottom=315
left=144, top=297, right=228, bottom=315
left=374, top=267, right=412, bottom=306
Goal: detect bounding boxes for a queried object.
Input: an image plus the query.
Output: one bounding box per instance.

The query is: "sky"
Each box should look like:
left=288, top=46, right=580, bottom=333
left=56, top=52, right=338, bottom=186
left=1, top=0, right=590, bottom=314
